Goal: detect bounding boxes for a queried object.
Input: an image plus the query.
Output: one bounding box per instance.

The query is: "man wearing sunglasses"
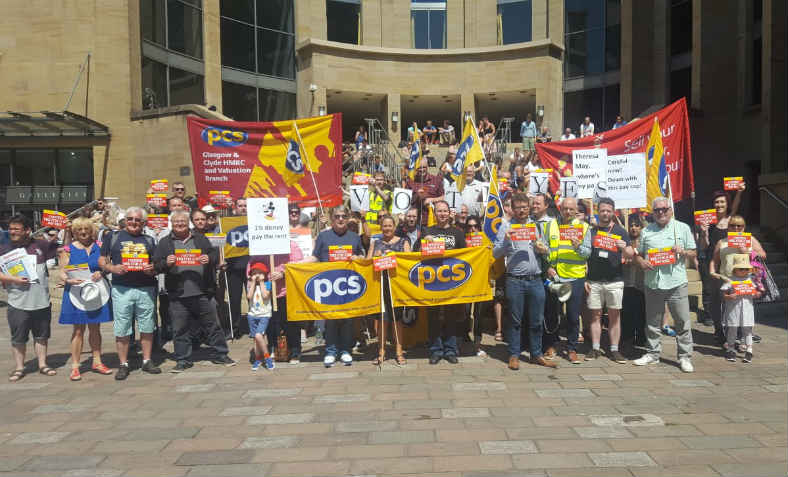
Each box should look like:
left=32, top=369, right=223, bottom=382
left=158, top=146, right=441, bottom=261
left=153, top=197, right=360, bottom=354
left=171, top=181, right=198, bottom=211
left=99, top=206, right=161, bottom=380
left=633, top=197, right=697, bottom=373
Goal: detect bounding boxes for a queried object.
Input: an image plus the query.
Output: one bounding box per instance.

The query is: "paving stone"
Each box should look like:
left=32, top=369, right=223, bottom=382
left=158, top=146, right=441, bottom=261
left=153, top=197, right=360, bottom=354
left=219, top=406, right=272, bottom=416
left=764, top=384, right=788, bottom=393
left=333, top=444, right=405, bottom=459
left=247, top=413, right=315, bottom=424
left=9, top=431, right=70, bottom=444
left=175, top=384, right=216, bottom=393
left=369, top=430, right=435, bottom=444
left=589, top=414, right=665, bottom=427
left=452, top=382, right=507, bottom=391
left=0, top=382, right=50, bottom=391
left=335, top=420, right=398, bottom=433
left=441, top=407, right=490, bottom=418
left=23, top=455, right=105, bottom=471
left=574, top=426, right=633, bottom=438
left=547, top=467, right=637, bottom=477
left=93, top=439, right=170, bottom=454
left=307, top=371, right=358, bottom=380
left=535, top=438, right=612, bottom=453
left=0, top=456, right=31, bottom=472
left=629, top=424, right=704, bottom=437
left=588, top=451, right=656, bottom=467
left=648, top=449, right=738, bottom=466
left=172, top=371, right=226, bottom=379
left=629, top=464, right=720, bottom=477
left=438, top=429, right=507, bottom=441
left=29, top=403, right=91, bottom=414
left=242, top=387, right=302, bottom=398
left=268, top=459, right=350, bottom=476
left=713, top=463, right=788, bottom=477
left=513, top=453, right=593, bottom=469
left=670, top=379, right=715, bottom=387
left=175, top=449, right=255, bottom=466
left=535, top=388, right=595, bottom=398
left=263, top=423, right=332, bottom=436
left=251, top=446, right=330, bottom=463
left=313, top=393, right=370, bottom=403
left=679, top=435, right=761, bottom=449
left=185, top=463, right=270, bottom=476
left=479, top=440, right=538, bottom=454
left=608, top=437, right=688, bottom=451
left=581, top=374, right=623, bottom=381
left=695, top=422, right=775, bottom=435
left=350, top=456, right=435, bottom=474
left=724, top=446, right=788, bottom=463
left=407, top=441, right=480, bottom=457
left=434, top=455, right=513, bottom=472
left=506, top=426, right=578, bottom=440
left=61, top=470, right=124, bottom=477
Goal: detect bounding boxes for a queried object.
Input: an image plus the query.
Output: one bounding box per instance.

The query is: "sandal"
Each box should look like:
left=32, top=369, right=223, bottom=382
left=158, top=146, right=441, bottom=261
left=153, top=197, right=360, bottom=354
left=39, top=367, right=57, bottom=376
left=395, top=354, right=407, bottom=366
left=8, top=369, right=25, bottom=382
left=495, top=332, right=503, bottom=341
left=70, top=368, right=81, bottom=381
left=91, top=363, right=112, bottom=375
left=372, top=356, right=385, bottom=365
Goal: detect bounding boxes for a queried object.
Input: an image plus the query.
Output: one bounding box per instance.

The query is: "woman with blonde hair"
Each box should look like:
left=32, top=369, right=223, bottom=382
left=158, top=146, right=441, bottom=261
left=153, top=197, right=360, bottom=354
left=59, top=217, right=113, bottom=381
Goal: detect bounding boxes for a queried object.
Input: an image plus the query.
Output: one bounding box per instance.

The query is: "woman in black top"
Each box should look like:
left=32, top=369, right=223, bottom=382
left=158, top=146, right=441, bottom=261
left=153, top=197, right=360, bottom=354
left=367, top=215, right=410, bottom=365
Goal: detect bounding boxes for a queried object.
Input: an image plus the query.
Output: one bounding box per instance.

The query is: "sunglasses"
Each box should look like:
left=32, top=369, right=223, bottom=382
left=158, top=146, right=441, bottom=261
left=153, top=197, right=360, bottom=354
left=654, top=207, right=670, bottom=214
left=467, top=223, right=480, bottom=228
left=174, top=188, right=185, bottom=191
left=333, top=214, right=348, bottom=219
left=289, top=210, right=300, bottom=214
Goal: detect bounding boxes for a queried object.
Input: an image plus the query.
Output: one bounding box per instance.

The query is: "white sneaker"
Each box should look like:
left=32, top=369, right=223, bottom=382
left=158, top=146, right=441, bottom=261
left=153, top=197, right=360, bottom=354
left=340, top=352, right=353, bottom=366
left=633, top=354, right=659, bottom=366
left=476, top=349, right=488, bottom=357
left=323, top=355, right=336, bottom=368
left=679, top=357, right=694, bottom=373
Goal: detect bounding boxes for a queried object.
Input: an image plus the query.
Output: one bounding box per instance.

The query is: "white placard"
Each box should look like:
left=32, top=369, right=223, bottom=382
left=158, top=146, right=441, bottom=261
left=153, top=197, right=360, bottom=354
left=572, top=148, right=608, bottom=199
left=444, top=182, right=460, bottom=211
left=391, top=188, right=413, bottom=215
left=350, top=185, right=370, bottom=212
left=247, top=197, right=290, bottom=255
left=559, top=177, right=578, bottom=198
left=606, top=152, right=647, bottom=209
left=529, top=171, right=551, bottom=195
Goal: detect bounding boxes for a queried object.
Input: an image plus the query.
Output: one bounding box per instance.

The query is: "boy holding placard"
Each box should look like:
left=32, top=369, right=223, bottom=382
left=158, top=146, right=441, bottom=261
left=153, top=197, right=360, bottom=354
left=719, top=255, right=762, bottom=363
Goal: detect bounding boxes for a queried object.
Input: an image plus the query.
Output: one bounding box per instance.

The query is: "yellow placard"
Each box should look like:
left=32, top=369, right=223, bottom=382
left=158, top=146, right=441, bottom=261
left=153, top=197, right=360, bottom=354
left=285, top=259, right=381, bottom=321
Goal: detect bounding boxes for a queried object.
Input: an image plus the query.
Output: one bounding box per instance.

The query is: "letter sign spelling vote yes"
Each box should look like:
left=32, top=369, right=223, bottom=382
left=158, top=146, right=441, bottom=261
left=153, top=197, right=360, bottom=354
left=350, top=185, right=370, bottom=212
left=391, top=188, right=413, bottom=215
left=247, top=197, right=290, bottom=255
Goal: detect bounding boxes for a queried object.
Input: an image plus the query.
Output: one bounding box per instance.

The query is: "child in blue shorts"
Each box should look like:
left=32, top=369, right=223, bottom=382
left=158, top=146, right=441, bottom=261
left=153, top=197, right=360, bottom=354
left=247, top=262, right=273, bottom=370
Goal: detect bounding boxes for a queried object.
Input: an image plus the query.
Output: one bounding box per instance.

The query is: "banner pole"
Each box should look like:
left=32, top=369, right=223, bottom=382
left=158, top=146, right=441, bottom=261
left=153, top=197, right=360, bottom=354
left=217, top=220, right=234, bottom=341
left=469, top=116, right=499, bottom=199
left=292, top=121, right=326, bottom=218
left=378, top=269, right=386, bottom=368
left=387, top=269, right=402, bottom=364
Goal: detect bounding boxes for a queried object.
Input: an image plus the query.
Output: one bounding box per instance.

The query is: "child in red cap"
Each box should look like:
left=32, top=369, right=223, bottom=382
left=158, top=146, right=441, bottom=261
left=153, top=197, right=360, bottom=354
left=247, top=261, right=273, bottom=370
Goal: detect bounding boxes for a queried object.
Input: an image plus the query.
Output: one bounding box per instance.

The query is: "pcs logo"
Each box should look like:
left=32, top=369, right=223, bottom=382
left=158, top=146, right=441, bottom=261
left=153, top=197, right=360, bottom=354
left=305, top=270, right=367, bottom=305
left=226, top=225, right=248, bottom=248
left=408, top=258, right=471, bottom=291
left=201, top=127, right=248, bottom=147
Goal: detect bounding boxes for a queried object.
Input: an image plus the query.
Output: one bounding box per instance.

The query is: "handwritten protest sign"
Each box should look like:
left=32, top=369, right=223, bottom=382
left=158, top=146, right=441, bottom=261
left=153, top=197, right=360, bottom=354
left=572, top=149, right=608, bottom=199
left=247, top=197, right=290, bottom=255
left=606, top=153, right=646, bottom=209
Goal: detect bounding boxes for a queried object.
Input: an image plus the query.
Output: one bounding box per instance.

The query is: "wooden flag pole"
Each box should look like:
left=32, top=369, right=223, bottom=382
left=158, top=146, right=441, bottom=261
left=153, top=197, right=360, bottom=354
left=269, top=255, right=278, bottom=312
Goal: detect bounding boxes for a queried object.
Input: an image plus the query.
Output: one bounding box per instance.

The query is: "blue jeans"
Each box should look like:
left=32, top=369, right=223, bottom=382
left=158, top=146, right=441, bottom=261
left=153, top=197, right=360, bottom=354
left=325, top=318, right=353, bottom=357
left=562, top=278, right=586, bottom=352
left=505, top=277, right=546, bottom=358
left=428, top=304, right=463, bottom=357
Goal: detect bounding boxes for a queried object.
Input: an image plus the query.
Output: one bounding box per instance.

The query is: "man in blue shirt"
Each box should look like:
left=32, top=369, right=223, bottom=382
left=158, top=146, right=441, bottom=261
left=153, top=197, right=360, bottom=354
left=520, top=113, right=538, bottom=165
left=307, top=206, right=365, bottom=367
left=494, top=193, right=557, bottom=371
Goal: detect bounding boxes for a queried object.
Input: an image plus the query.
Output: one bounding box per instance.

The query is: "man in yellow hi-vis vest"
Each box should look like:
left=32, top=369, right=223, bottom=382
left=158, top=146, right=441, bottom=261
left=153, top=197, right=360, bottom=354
left=546, top=197, right=591, bottom=365
left=365, top=172, right=391, bottom=225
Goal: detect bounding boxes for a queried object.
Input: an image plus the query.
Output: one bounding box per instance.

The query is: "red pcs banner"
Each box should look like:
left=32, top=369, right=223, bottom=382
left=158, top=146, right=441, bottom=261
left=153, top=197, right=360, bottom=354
left=186, top=114, right=343, bottom=208
left=536, top=98, right=694, bottom=203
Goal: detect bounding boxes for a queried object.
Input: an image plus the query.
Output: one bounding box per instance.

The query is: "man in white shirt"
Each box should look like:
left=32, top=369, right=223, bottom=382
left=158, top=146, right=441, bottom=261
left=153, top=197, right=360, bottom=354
left=439, top=120, right=455, bottom=145
left=459, top=166, right=486, bottom=217
left=580, top=116, right=595, bottom=137
left=560, top=128, right=576, bottom=141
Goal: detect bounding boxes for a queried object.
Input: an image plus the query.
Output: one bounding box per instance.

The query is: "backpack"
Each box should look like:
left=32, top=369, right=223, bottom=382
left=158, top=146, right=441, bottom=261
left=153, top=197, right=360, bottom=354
left=750, top=253, right=781, bottom=304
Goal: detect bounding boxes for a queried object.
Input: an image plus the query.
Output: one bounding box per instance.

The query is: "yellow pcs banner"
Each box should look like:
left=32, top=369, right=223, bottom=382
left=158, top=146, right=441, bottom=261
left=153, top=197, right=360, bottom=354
left=285, top=259, right=381, bottom=321
left=390, top=247, right=493, bottom=307
left=220, top=216, right=249, bottom=259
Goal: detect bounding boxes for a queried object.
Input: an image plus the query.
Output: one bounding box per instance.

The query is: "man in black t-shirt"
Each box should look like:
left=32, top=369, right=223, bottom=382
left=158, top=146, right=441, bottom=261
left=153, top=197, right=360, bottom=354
left=99, top=206, right=161, bottom=380
left=580, top=198, right=634, bottom=364
left=415, top=200, right=466, bottom=364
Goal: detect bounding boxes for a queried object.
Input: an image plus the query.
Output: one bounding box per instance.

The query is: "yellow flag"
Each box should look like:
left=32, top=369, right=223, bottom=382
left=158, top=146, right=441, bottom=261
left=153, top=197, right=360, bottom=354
left=645, top=118, right=669, bottom=211
left=451, top=119, right=485, bottom=193
left=407, top=129, right=421, bottom=180
left=426, top=203, right=437, bottom=227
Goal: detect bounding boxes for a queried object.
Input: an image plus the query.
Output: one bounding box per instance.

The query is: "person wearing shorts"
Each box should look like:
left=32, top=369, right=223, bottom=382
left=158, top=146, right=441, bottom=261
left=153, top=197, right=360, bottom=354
left=0, top=215, right=59, bottom=382
left=246, top=262, right=273, bottom=371
left=581, top=198, right=634, bottom=363
left=99, top=206, right=161, bottom=380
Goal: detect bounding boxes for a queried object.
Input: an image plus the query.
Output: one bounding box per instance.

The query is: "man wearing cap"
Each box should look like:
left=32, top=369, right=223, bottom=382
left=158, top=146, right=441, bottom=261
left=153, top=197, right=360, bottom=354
left=154, top=211, right=235, bottom=372
left=0, top=214, right=60, bottom=382
left=305, top=206, right=365, bottom=367
left=200, top=205, right=220, bottom=234
left=633, top=197, right=697, bottom=372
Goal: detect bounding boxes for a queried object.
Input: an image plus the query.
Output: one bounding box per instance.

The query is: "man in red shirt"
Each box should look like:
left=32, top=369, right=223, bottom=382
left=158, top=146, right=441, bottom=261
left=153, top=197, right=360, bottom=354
left=405, top=158, right=444, bottom=226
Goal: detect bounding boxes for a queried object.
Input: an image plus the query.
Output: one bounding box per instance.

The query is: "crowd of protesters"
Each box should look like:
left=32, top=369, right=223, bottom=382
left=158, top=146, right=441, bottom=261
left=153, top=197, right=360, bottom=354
left=1, top=115, right=769, bottom=383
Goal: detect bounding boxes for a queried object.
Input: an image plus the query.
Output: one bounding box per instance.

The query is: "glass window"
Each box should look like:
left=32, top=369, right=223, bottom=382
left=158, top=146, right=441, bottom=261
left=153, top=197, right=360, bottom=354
left=169, top=66, right=205, bottom=106
left=566, top=0, right=603, bottom=34
left=670, top=67, right=691, bottom=104
left=605, top=24, right=620, bottom=71
left=603, top=84, right=620, bottom=129
left=57, top=150, right=93, bottom=186
left=670, top=0, right=692, bottom=55
left=751, top=37, right=761, bottom=105
left=222, top=81, right=258, bottom=121
left=167, top=0, right=204, bottom=58
left=606, top=0, right=620, bottom=26
left=14, top=150, right=55, bottom=186
left=498, top=0, right=532, bottom=45
left=327, top=0, right=361, bottom=45
left=0, top=150, right=11, bottom=187
left=141, top=57, right=168, bottom=109
left=258, top=0, right=294, bottom=33
left=565, top=29, right=604, bottom=77
left=221, top=18, right=256, bottom=71
left=257, top=28, right=295, bottom=78
left=259, top=88, right=296, bottom=122
left=141, top=0, right=166, bottom=46
left=411, top=2, right=446, bottom=49
left=221, top=0, right=254, bottom=23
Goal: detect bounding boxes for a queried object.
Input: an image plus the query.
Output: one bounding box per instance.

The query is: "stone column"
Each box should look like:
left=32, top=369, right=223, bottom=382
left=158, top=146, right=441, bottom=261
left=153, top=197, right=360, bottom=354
left=387, top=93, right=401, bottom=142
left=202, top=0, right=222, bottom=111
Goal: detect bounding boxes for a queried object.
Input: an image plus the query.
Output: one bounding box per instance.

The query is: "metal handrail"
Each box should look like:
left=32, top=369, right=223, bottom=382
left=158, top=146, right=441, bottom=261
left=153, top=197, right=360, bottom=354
left=760, top=185, right=788, bottom=210
left=363, top=117, right=406, bottom=185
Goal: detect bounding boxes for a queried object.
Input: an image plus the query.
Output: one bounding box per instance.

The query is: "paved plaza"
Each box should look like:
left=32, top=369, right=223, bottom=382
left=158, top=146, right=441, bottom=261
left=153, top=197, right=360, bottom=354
left=0, top=300, right=786, bottom=477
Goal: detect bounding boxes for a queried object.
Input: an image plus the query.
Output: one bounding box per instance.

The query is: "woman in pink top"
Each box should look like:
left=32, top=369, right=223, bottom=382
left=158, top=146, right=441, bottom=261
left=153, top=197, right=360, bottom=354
left=247, top=240, right=304, bottom=363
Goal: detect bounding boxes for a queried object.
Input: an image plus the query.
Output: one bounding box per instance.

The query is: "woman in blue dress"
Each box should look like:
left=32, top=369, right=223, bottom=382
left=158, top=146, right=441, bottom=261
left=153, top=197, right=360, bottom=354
left=59, top=217, right=113, bottom=381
